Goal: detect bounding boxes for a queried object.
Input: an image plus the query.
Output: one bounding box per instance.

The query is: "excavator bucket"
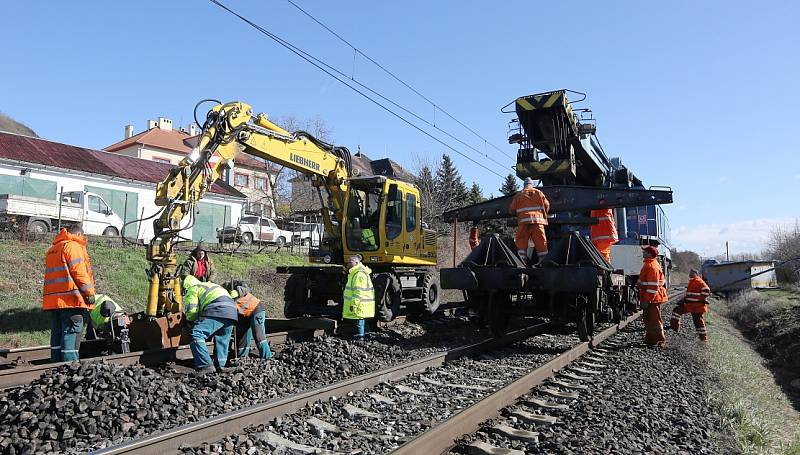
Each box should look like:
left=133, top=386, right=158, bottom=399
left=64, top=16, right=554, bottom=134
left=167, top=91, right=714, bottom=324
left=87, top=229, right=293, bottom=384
left=127, top=312, right=188, bottom=351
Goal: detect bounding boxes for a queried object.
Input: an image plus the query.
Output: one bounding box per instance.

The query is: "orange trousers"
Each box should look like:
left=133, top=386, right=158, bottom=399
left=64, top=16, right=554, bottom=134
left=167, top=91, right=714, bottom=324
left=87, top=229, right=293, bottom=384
left=515, top=223, right=548, bottom=255
left=642, top=302, right=665, bottom=346
left=593, top=240, right=614, bottom=263
left=670, top=304, right=708, bottom=341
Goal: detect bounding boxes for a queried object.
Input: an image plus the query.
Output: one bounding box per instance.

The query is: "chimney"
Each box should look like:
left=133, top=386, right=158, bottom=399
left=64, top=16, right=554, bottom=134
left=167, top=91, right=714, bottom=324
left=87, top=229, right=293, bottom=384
left=188, top=123, right=199, bottom=136
left=147, top=119, right=158, bottom=130
left=124, top=124, right=134, bottom=139
left=157, top=117, right=173, bottom=131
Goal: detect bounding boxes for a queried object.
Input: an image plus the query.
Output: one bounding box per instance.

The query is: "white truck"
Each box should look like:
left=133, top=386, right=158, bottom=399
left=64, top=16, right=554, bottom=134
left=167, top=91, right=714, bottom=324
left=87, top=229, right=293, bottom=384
left=0, top=191, right=124, bottom=236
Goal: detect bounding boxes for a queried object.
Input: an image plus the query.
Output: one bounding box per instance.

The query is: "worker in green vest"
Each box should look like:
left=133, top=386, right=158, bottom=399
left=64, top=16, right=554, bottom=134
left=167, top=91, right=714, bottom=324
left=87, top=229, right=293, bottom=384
left=88, top=294, right=125, bottom=330
left=183, top=274, right=238, bottom=373
left=342, top=255, right=375, bottom=340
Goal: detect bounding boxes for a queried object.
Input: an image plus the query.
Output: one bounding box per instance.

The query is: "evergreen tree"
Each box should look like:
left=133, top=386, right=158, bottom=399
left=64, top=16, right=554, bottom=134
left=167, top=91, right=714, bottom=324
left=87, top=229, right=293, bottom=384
left=415, top=164, right=437, bottom=226
left=435, top=154, right=468, bottom=211
left=499, top=173, right=520, bottom=196
left=467, top=182, right=484, bottom=205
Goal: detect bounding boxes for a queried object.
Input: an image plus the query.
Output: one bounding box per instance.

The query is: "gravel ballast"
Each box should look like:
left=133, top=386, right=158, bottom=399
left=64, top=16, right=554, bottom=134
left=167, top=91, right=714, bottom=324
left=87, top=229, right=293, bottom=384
left=0, top=317, right=490, bottom=454
left=455, top=309, right=733, bottom=455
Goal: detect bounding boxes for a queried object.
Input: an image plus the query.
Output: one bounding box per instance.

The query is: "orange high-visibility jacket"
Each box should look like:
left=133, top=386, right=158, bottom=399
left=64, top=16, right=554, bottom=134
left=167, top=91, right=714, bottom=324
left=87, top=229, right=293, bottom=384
left=684, top=276, right=711, bottom=313
left=42, top=229, right=96, bottom=310
left=590, top=209, right=618, bottom=244
left=638, top=258, right=668, bottom=304
left=509, top=188, right=550, bottom=225
left=235, top=292, right=262, bottom=318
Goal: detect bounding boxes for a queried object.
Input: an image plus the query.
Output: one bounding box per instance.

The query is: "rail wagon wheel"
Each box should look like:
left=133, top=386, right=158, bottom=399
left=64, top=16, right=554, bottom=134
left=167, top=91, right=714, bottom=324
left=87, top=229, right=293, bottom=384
left=575, top=297, right=592, bottom=342
left=283, top=274, right=308, bottom=318
left=420, top=272, right=441, bottom=315
left=373, top=273, right=401, bottom=322
left=488, top=292, right=511, bottom=336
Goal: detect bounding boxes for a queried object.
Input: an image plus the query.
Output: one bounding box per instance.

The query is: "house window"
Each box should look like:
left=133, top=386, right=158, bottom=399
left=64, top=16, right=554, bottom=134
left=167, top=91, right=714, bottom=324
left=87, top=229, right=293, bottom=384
left=152, top=157, right=172, bottom=164
left=254, top=176, right=268, bottom=190
left=235, top=173, right=249, bottom=187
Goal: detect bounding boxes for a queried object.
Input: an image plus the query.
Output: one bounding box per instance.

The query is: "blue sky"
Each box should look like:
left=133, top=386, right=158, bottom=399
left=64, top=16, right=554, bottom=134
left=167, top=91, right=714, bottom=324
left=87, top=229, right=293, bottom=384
left=2, top=1, right=798, bottom=256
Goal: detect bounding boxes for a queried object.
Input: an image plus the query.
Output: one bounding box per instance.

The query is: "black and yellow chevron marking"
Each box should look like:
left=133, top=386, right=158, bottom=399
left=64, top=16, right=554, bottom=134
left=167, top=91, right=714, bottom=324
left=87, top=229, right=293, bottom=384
left=516, top=91, right=565, bottom=111
left=516, top=158, right=576, bottom=179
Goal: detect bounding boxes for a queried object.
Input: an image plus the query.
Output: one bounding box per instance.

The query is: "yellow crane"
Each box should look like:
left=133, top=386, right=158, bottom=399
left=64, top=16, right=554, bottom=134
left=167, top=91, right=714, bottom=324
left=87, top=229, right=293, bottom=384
left=129, top=101, right=438, bottom=349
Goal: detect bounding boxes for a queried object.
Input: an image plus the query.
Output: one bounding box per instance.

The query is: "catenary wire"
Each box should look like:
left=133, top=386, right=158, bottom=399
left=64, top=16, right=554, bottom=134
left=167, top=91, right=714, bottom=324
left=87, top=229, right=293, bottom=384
left=209, top=0, right=509, bottom=178
left=284, top=0, right=515, bottom=160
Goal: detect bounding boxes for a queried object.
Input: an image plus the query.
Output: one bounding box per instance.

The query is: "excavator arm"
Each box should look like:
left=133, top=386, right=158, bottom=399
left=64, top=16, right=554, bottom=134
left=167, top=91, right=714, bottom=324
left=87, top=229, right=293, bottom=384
left=145, top=101, right=352, bottom=318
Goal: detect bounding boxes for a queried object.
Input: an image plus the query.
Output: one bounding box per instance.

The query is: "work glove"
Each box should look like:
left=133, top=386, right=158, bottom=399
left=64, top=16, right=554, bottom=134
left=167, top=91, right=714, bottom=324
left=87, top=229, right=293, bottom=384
left=87, top=294, right=98, bottom=305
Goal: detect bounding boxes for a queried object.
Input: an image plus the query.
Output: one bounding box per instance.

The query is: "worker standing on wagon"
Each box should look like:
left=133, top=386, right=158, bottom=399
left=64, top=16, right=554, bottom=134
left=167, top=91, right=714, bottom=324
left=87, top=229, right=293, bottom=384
left=342, top=255, right=375, bottom=341
left=638, top=246, right=669, bottom=346
left=43, top=224, right=97, bottom=362
left=183, top=242, right=215, bottom=282
left=670, top=270, right=712, bottom=341
left=224, top=281, right=273, bottom=359
left=590, top=208, right=618, bottom=263
left=183, top=275, right=237, bottom=373
left=509, top=177, right=550, bottom=264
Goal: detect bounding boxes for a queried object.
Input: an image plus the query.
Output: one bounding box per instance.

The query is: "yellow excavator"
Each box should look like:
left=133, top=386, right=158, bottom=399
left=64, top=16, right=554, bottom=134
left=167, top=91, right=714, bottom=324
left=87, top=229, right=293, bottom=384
left=128, top=101, right=438, bottom=350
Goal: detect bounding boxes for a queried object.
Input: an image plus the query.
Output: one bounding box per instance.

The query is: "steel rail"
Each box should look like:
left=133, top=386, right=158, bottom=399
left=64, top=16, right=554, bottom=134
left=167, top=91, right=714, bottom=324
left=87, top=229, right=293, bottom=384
left=0, top=329, right=322, bottom=389
left=390, top=292, right=683, bottom=455
left=91, top=321, right=554, bottom=455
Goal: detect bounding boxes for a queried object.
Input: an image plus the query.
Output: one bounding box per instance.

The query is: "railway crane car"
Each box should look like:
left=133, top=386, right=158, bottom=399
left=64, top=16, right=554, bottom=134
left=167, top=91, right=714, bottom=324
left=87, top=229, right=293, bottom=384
left=440, top=90, right=673, bottom=339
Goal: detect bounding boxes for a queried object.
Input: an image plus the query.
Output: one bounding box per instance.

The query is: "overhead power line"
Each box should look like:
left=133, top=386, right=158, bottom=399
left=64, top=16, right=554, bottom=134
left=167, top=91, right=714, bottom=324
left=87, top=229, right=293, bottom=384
left=285, top=0, right=514, bottom=161
left=209, top=0, right=509, bottom=178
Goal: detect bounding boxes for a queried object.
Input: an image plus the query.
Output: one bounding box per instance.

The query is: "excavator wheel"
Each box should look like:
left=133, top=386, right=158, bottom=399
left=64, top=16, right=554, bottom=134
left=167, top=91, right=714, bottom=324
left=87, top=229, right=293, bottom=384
left=420, top=272, right=441, bottom=315
left=283, top=274, right=308, bottom=318
left=373, top=273, right=401, bottom=322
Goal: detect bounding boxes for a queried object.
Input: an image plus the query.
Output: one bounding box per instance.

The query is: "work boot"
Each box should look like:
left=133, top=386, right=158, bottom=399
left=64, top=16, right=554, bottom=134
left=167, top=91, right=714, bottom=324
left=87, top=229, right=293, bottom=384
left=194, top=366, right=215, bottom=376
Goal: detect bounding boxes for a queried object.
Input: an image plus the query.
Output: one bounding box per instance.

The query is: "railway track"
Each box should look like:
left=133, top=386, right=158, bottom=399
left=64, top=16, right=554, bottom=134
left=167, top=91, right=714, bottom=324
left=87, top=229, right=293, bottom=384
left=91, top=321, right=555, bottom=454
left=107, top=293, right=680, bottom=455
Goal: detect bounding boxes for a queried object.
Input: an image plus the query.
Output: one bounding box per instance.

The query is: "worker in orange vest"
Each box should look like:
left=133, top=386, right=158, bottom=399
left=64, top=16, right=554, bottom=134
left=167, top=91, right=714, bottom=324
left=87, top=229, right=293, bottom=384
left=468, top=225, right=480, bottom=250
left=590, top=208, right=618, bottom=263
left=508, top=178, right=550, bottom=264
left=638, top=246, right=669, bottom=346
left=224, top=281, right=273, bottom=359
left=670, top=270, right=712, bottom=341
left=42, top=224, right=97, bottom=362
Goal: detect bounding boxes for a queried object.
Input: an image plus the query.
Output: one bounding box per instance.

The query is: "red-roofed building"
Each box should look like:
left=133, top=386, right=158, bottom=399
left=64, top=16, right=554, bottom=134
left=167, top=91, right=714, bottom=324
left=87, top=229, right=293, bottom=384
left=0, top=131, right=245, bottom=242
left=104, top=117, right=279, bottom=217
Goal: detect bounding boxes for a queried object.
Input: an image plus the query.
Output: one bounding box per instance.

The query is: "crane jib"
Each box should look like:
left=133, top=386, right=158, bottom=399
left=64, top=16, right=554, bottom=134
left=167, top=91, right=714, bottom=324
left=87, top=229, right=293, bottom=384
left=290, top=153, right=321, bottom=171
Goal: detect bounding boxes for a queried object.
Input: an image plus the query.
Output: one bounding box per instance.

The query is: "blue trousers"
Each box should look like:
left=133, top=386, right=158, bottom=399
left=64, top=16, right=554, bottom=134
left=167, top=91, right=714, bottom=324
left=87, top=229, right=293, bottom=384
left=49, top=309, right=87, bottom=362
left=190, top=316, right=235, bottom=370
left=236, top=309, right=273, bottom=359
left=352, top=319, right=367, bottom=340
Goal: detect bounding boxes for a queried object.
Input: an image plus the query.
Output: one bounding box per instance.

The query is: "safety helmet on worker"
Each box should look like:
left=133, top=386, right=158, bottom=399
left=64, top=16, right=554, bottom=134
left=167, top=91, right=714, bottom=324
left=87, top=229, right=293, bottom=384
left=523, top=177, right=534, bottom=187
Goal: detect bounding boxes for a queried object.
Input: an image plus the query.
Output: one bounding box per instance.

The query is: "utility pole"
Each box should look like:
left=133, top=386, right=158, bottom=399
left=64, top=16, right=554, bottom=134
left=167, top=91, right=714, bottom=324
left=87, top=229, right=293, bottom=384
left=725, top=241, right=730, bottom=262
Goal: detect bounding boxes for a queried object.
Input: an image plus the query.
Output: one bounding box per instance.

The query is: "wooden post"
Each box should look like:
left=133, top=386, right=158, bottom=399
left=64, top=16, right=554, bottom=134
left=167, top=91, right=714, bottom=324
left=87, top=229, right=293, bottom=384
left=57, top=186, right=64, bottom=231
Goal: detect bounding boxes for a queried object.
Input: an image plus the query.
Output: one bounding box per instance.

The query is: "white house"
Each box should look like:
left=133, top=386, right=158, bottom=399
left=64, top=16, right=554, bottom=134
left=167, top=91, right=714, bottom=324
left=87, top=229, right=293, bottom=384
left=0, top=131, right=245, bottom=242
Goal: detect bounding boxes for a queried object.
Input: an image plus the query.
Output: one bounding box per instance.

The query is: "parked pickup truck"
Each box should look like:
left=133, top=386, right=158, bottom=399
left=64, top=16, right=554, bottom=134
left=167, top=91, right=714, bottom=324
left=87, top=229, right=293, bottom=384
left=0, top=191, right=124, bottom=236
left=286, top=221, right=323, bottom=247
left=216, top=215, right=294, bottom=246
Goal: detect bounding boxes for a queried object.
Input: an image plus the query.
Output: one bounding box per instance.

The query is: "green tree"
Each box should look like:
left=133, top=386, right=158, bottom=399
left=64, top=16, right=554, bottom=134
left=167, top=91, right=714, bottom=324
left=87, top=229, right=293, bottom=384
left=500, top=173, right=519, bottom=196
left=467, top=182, right=485, bottom=205
left=415, top=164, right=437, bottom=226
left=435, top=154, right=468, bottom=211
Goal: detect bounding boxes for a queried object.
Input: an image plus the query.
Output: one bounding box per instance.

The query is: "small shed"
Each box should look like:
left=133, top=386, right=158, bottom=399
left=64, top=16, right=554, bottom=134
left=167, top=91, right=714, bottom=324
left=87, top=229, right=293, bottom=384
left=701, top=260, right=779, bottom=293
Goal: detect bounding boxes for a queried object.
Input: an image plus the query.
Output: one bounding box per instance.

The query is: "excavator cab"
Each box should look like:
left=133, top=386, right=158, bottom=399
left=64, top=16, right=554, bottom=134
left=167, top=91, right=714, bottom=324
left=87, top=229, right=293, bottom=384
left=341, top=176, right=436, bottom=267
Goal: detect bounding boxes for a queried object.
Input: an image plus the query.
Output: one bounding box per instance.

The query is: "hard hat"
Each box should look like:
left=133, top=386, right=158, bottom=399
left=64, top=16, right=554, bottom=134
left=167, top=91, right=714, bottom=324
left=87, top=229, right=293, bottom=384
left=523, top=177, right=534, bottom=186
left=642, top=246, right=659, bottom=257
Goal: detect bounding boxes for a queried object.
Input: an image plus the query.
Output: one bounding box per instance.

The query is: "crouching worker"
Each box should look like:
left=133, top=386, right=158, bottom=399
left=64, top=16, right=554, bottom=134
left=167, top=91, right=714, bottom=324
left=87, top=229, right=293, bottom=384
left=670, top=270, right=712, bottom=341
left=88, top=294, right=130, bottom=352
left=343, top=255, right=375, bottom=341
left=224, top=281, right=273, bottom=360
left=183, top=275, right=237, bottom=373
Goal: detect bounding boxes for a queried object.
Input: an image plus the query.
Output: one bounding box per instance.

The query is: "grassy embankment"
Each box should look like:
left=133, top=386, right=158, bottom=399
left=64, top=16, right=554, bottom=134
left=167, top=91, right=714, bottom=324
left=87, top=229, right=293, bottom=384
left=0, top=238, right=305, bottom=348
left=696, top=287, right=800, bottom=454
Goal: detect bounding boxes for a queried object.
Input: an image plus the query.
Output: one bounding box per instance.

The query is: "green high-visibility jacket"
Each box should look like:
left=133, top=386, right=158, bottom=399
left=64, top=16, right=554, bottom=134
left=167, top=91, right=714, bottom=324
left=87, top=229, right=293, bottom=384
left=361, top=228, right=377, bottom=249
left=183, top=275, right=233, bottom=322
left=342, top=263, right=375, bottom=319
left=89, top=294, right=123, bottom=330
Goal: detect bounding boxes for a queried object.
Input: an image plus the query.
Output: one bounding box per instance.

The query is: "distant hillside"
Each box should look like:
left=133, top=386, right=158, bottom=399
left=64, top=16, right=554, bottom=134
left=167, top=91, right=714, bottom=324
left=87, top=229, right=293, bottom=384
left=0, top=112, right=38, bottom=137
